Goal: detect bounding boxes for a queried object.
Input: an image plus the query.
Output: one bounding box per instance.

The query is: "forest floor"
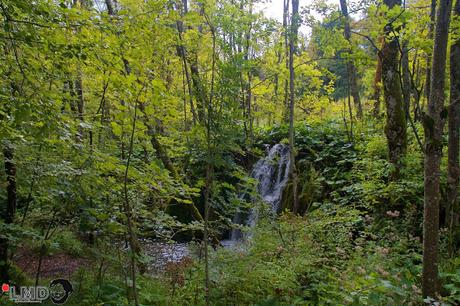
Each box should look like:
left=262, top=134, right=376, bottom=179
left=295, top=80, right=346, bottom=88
left=13, top=248, right=89, bottom=279
left=13, top=240, right=196, bottom=280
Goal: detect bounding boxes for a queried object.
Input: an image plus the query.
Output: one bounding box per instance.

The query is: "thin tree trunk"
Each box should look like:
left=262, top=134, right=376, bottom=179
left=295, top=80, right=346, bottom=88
left=401, top=40, right=424, bottom=152
left=75, top=73, right=85, bottom=142
left=424, top=0, right=437, bottom=107
left=342, top=98, right=351, bottom=141
left=20, top=144, right=43, bottom=226
left=203, top=13, right=217, bottom=306
left=35, top=210, right=57, bottom=286
left=105, top=0, right=115, bottom=15
left=283, top=0, right=289, bottom=124
left=244, top=2, right=253, bottom=143
left=381, top=0, right=407, bottom=178
left=422, top=0, right=452, bottom=298
left=339, top=0, right=363, bottom=119
left=446, top=0, right=460, bottom=255
left=401, top=41, right=411, bottom=115
left=289, top=0, right=299, bottom=213
left=122, top=86, right=146, bottom=306
left=411, top=50, right=423, bottom=122
left=190, top=5, right=207, bottom=123
left=372, top=38, right=383, bottom=117
left=347, top=71, right=354, bottom=141
left=176, top=0, right=197, bottom=125
left=73, top=1, right=86, bottom=142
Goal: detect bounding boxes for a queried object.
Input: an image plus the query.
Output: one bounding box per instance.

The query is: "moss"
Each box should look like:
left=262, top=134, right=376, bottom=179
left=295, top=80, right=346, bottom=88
left=279, top=162, right=321, bottom=215
left=279, top=181, right=294, bottom=212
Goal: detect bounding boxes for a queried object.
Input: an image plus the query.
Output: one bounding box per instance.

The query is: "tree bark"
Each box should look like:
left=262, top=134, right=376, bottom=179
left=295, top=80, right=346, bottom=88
left=411, top=50, right=423, bottom=122
left=381, top=0, right=407, bottom=178
left=424, top=0, right=437, bottom=107
left=401, top=41, right=411, bottom=116
left=446, top=0, right=460, bottom=254
left=372, top=38, right=384, bottom=117
left=422, top=0, right=452, bottom=298
left=339, top=0, right=363, bottom=119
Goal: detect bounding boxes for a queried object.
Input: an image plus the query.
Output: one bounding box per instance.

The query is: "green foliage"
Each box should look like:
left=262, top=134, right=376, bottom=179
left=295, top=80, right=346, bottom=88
left=124, top=205, right=422, bottom=305
left=51, top=229, right=84, bottom=257
left=440, top=257, right=460, bottom=304
left=0, top=0, right=458, bottom=304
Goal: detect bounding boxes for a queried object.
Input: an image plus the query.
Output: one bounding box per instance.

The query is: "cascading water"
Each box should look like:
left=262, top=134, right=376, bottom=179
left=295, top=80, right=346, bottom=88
left=230, top=144, right=291, bottom=241
left=146, top=144, right=291, bottom=261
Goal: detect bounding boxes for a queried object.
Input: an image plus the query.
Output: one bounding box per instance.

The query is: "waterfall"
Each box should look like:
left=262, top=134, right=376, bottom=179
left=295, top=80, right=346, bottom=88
left=230, top=144, right=291, bottom=241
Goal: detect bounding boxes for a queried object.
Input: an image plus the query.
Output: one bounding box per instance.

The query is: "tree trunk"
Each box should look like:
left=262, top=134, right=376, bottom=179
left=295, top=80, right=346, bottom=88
left=190, top=60, right=207, bottom=123
left=411, top=50, right=423, bottom=122
left=75, top=74, right=84, bottom=140
left=105, top=0, right=115, bottom=15
left=176, top=0, right=197, bottom=125
left=1, top=143, right=16, bottom=283
left=422, top=0, right=452, bottom=298
left=282, top=0, right=289, bottom=124
left=73, top=1, right=86, bottom=142
left=381, top=0, right=407, bottom=178
left=339, top=0, right=363, bottom=119
left=190, top=5, right=207, bottom=123
left=372, top=38, right=384, bottom=117
left=401, top=41, right=411, bottom=116
left=446, top=0, right=460, bottom=255
left=203, top=18, right=217, bottom=306
left=123, top=90, right=141, bottom=306
left=244, top=2, right=253, bottom=143
left=424, top=0, right=437, bottom=107
left=289, top=0, right=299, bottom=213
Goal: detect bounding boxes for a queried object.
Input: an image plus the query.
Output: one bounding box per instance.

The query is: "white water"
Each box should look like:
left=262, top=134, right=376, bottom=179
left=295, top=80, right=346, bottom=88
left=230, top=144, right=291, bottom=241
left=143, top=144, right=292, bottom=267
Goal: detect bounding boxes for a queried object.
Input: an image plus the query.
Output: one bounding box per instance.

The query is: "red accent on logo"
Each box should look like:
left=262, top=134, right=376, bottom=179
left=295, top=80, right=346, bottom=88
left=1, top=283, right=9, bottom=292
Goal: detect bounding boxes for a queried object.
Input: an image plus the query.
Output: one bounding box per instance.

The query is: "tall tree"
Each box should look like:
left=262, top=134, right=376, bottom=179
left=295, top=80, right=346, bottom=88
left=289, top=0, right=299, bottom=213
left=244, top=0, right=254, bottom=143
left=422, top=0, right=452, bottom=297
left=381, top=0, right=407, bottom=177
left=339, top=0, right=363, bottom=119
left=283, top=0, right=290, bottom=123
left=446, top=0, right=460, bottom=254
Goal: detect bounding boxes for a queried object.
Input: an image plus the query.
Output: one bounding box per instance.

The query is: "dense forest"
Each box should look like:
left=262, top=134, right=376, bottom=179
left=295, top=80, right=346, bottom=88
left=1, top=0, right=460, bottom=304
